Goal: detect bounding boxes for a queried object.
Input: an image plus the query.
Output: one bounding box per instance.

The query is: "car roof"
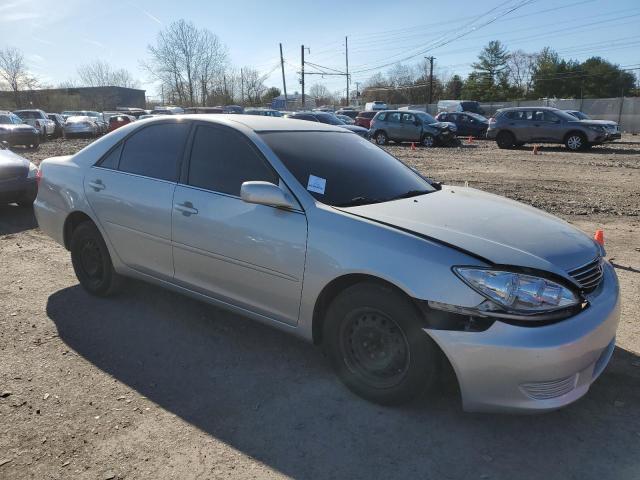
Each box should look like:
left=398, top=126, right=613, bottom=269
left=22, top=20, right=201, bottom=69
left=140, top=114, right=347, bottom=133
left=498, top=106, right=559, bottom=112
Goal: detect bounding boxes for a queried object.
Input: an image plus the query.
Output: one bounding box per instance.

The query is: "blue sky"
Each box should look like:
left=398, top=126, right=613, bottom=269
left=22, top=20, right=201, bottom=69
left=1, top=0, right=639, bottom=99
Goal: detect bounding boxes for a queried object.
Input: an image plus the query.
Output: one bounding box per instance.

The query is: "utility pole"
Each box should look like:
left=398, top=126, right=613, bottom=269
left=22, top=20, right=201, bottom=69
left=279, top=43, right=288, bottom=108
left=426, top=56, right=435, bottom=106
left=345, top=36, right=349, bottom=107
left=301, top=45, right=305, bottom=107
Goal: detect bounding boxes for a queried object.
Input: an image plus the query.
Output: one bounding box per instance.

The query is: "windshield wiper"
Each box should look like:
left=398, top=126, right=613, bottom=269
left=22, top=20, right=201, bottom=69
left=336, top=196, right=382, bottom=207
left=385, top=189, right=432, bottom=202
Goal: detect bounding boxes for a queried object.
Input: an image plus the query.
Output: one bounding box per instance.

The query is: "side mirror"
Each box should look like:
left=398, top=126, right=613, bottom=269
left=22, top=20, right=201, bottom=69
left=240, top=181, right=294, bottom=209
left=414, top=119, right=420, bottom=126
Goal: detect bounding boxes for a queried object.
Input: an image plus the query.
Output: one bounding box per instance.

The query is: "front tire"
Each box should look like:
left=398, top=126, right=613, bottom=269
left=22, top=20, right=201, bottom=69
left=323, top=283, right=440, bottom=405
left=565, top=132, right=587, bottom=151
left=70, top=221, right=122, bottom=296
left=496, top=131, right=515, bottom=149
left=421, top=133, right=435, bottom=147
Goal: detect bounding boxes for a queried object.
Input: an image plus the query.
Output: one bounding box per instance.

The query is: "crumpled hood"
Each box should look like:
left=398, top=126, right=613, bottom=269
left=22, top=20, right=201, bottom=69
left=572, top=120, right=618, bottom=127
left=340, top=185, right=599, bottom=275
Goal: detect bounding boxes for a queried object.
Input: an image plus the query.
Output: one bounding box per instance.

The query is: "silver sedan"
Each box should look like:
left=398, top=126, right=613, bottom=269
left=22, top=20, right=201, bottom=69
left=34, top=115, right=620, bottom=413
left=63, top=116, right=98, bottom=138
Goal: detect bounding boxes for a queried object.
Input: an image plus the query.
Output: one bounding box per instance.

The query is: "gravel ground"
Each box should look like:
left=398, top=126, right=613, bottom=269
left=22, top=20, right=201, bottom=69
left=1, top=136, right=639, bottom=480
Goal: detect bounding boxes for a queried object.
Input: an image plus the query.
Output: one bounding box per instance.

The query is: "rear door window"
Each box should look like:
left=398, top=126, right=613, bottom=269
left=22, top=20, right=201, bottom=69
left=387, top=112, right=401, bottom=123
left=186, top=125, right=277, bottom=196
left=401, top=113, right=415, bottom=123
left=118, top=123, right=190, bottom=181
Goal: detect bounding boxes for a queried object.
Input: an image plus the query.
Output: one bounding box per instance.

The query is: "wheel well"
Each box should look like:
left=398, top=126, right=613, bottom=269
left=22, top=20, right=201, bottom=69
left=311, top=274, right=417, bottom=345
left=373, top=129, right=386, bottom=137
left=496, top=129, right=514, bottom=139
left=63, top=211, right=94, bottom=250
left=563, top=130, right=586, bottom=142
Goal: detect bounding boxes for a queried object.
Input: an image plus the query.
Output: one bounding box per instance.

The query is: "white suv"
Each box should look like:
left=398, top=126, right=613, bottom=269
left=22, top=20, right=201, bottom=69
left=13, top=109, right=55, bottom=139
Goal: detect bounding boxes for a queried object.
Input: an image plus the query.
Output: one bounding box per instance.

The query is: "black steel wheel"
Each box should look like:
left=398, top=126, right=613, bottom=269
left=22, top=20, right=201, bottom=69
left=70, top=221, right=122, bottom=296
left=340, top=308, right=410, bottom=389
left=323, top=282, right=440, bottom=405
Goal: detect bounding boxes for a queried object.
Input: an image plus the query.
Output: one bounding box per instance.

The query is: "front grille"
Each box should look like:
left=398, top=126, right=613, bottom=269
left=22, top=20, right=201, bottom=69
left=521, top=375, right=578, bottom=400
left=568, top=257, right=603, bottom=293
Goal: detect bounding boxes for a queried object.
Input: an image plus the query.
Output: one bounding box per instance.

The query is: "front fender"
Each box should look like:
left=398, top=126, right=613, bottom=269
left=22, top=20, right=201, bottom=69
left=295, top=204, right=487, bottom=341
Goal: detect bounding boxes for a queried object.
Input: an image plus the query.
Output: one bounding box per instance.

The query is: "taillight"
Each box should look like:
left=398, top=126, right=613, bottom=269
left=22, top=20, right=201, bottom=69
left=35, top=168, right=42, bottom=186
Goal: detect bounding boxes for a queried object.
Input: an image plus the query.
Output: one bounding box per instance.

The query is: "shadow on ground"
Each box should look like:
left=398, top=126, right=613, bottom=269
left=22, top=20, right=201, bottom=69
left=47, top=282, right=640, bottom=480
left=0, top=204, right=37, bottom=235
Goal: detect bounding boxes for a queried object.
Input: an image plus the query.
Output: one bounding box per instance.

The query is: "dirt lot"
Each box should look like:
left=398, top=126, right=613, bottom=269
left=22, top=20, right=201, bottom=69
left=1, top=137, right=639, bottom=479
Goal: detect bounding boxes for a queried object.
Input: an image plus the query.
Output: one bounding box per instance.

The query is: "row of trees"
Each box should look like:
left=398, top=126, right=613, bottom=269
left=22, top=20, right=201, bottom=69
left=361, top=40, right=639, bottom=104
left=0, top=19, right=281, bottom=109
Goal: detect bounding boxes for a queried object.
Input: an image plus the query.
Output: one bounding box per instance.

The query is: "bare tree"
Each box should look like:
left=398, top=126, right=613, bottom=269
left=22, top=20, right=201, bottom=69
left=507, top=50, right=537, bottom=95
left=0, top=47, right=39, bottom=108
left=78, top=60, right=139, bottom=88
left=240, top=67, right=267, bottom=105
left=305, top=83, right=331, bottom=106
left=143, top=19, right=228, bottom=106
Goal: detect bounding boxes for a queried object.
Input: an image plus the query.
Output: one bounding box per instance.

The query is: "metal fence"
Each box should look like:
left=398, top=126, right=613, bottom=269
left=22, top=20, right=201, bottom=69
left=401, top=97, right=640, bottom=133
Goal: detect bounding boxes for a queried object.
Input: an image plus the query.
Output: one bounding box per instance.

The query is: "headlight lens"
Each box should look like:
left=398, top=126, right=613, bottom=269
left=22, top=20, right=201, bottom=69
left=453, top=267, right=579, bottom=312
left=27, top=162, right=38, bottom=179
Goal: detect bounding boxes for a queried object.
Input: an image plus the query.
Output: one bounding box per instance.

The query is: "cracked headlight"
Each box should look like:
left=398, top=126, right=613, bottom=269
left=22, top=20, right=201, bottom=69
left=453, top=267, right=580, bottom=313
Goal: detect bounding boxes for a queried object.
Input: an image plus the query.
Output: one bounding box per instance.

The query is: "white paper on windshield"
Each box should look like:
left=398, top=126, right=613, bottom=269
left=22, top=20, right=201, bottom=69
left=307, top=174, right=326, bottom=194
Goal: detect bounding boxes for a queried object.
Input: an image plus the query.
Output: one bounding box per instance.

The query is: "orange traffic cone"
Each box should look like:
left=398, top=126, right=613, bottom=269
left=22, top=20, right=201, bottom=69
left=467, top=136, right=473, bottom=143
left=594, top=229, right=605, bottom=246
left=532, top=145, right=540, bottom=155
left=410, top=142, right=416, bottom=151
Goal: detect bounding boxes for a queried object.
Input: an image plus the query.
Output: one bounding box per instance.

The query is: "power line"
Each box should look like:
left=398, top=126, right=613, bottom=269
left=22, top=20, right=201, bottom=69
left=349, top=0, right=537, bottom=74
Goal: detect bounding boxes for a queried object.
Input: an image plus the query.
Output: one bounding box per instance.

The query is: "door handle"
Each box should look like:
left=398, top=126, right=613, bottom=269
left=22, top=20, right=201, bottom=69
left=174, top=202, right=198, bottom=216
left=88, top=180, right=105, bottom=191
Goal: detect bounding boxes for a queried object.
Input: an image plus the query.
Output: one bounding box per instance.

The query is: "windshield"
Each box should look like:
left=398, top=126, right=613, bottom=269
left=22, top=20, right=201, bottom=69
left=415, top=112, right=437, bottom=124
left=260, top=131, right=435, bottom=207
left=555, top=110, right=583, bottom=121
left=567, top=111, right=589, bottom=120
left=466, top=112, right=488, bottom=122
left=316, top=114, right=345, bottom=125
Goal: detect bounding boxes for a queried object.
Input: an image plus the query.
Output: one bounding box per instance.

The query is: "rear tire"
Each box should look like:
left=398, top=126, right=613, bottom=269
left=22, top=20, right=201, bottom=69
left=496, top=131, right=515, bottom=149
left=375, top=131, right=388, bottom=145
left=70, top=221, right=122, bottom=296
left=323, top=282, right=440, bottom=405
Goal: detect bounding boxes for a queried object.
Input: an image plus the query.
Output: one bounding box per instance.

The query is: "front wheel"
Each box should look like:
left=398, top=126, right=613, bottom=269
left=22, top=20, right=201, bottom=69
left=70, top=221, right=122, bottom=296
left=496, top=131, right=515, bottom=149
left=421, top=133, right=435, bottom=147
left=323, top=283, right=440, bottom=405
left=565, top=133, right=587, bottom=151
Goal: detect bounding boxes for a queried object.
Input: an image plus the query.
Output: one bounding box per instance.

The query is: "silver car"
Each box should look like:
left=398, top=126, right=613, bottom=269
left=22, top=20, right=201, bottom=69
left=487, top=107, right=617, bottom=150
left=63, top=116, right=98, bottom=138
left=34, top=115, right=620, bottom=413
